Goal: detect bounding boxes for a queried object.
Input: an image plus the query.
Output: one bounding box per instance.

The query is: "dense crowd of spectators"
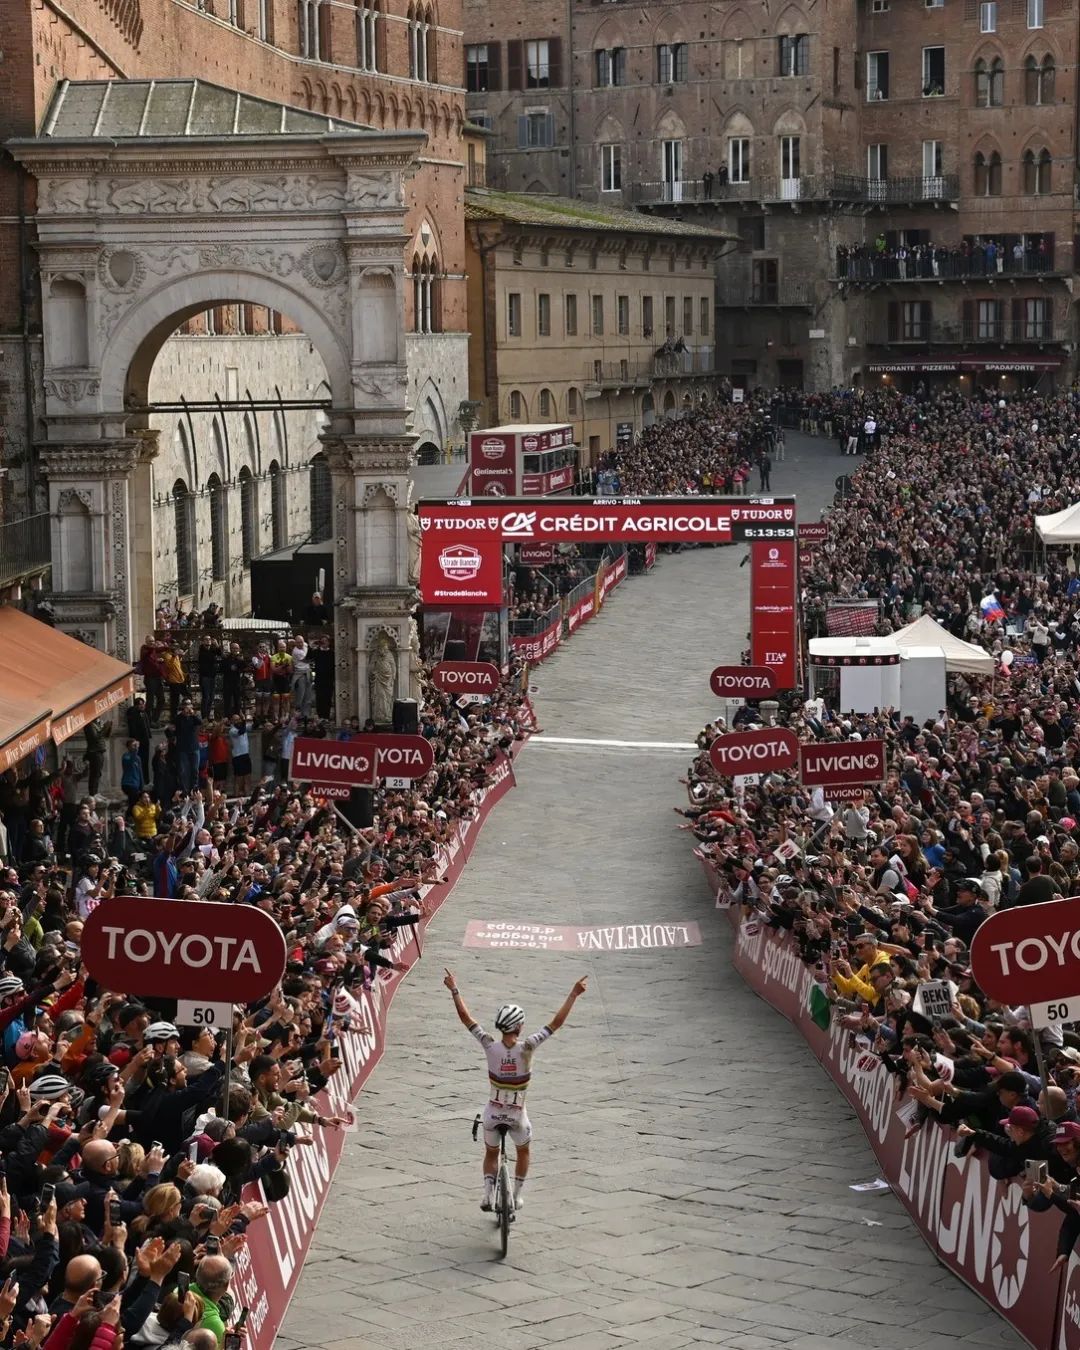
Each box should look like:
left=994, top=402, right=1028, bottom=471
left=670, top=382, right=1080, bottom=1270
left=836, top=234, right=1055, bottom=283
left=0, top=662, right=533, bottom=1347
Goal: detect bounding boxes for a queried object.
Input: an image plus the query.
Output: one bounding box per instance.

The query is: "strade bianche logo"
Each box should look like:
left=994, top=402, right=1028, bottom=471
left=480, top=437, right=507, bottom=460
left=438, top=544, right=483, bottom=580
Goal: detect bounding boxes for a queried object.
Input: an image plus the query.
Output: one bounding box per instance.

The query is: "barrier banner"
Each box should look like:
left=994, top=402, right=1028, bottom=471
left=567, top=590, right=595, bottom=634
left=510, top=615, right=562, bottom=663
left=237, top=750, right=519, bottom=1349
left=613, top=552, right=628, bottom=586
left=699, top=852, right=1064, bottom=1350
left=644, top=543, right=657, bottom=572
left=750, top=539, right=798, bottom=691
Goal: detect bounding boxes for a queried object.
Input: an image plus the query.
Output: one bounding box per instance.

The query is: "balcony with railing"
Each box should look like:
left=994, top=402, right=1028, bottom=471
left=719, top=281, right=815, bottom=308
left=868, top=319, right=1059, bottom=346
left=837, top=249, right=1060, bottom=285
left=830, top=174, right=960, bottom=204
left=630, top=176, right=827, bottom=207
left=0, top=513, right=51, bottom=589
left=583, top=347, right=715, bottom=393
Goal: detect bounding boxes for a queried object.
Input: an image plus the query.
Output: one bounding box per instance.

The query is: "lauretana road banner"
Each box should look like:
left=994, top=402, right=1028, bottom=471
left=699, top=853, right=1063, bottom=1350
left=236, top=751, right=518, bottom=1349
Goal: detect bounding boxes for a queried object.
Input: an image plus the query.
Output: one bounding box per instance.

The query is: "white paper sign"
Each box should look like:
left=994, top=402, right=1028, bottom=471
left=913, top=979, right=955, bottom=1021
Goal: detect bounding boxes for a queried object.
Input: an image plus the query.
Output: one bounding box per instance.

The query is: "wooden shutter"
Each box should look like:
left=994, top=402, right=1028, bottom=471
left=488, top=41, right=502, bottom=92
left=548, top=36, right=562, bottom=87
left=507, top=39, right=523, bottom=90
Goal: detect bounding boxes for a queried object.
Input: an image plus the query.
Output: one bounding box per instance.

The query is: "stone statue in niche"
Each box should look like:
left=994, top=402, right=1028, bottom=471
left=368, top=634, right=397, bottom=726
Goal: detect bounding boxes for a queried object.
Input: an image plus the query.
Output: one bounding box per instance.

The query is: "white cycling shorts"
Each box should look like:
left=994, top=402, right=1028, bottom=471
left=482, top=1101, right=532, bottom=1148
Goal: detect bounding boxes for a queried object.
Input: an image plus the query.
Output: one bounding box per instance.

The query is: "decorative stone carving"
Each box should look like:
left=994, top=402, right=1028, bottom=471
left=44, top=377, right=100, bottom=405
left=57, top=488, right=94, bottom=511
left=300, top=243, right=346, bottom=288
left=106, top=179, right=194, bottom=213
left=43, top=180, right=91, bottom=214
left=347, top=174, right=401, bottom=209
left=367, top=631, right=398, bottom=726
left=206, top=176, right=290, bottom=212
left=352, top=374, right=390, bottom=403
left=98, top=249, right=146, bottom=292
left=362, top=483, right=399, bottom=505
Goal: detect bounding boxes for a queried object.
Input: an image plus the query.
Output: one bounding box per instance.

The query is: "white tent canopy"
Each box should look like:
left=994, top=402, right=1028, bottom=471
left=895, top=614, right=995, bottom=676
left=1035, top=502, right=1080, bottom=543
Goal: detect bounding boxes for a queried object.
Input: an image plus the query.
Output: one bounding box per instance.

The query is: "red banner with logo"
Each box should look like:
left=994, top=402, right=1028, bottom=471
left=237, top=750, right=519, bottom=1349
left=566, top=590, right=595, bottom=634
left=750, top=538, right=797, bottom=691
left=519, top=543, right=556, bottom=566
left=699, top=855, right=1063, bottom=1350
left=469, top=430, right=519, bottom=497
left=419, top=536, right=503, bottom=607
left=799, top=738, right=886, bottom=788
left=644, top=543, right=657, bottom=572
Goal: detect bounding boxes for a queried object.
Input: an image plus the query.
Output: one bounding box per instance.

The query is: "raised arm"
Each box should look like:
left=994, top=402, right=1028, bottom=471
left=444, top=968, right=475, bottom=1029
left=547, top=977, right=588, bottom=1033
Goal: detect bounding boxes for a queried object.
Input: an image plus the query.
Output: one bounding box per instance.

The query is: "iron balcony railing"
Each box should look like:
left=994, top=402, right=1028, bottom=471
left=829, top=174, right=960, bottom=203
left=836, top=251, right=1059, bottom=283
left=719, top=282, right=815, bottom=307
left=868, top=320, right=1059, bottom=346
left=0, top=513, right=51, bottom=588
left=584, top=348, right=716, bottom=390
left=630, top=175, right=825, bottom=206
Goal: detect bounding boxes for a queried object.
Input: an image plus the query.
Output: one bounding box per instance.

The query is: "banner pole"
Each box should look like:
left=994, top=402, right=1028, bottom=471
left=220, top=1007, right=235, bottom=1121
left=330, top=802, right=359, bottom=836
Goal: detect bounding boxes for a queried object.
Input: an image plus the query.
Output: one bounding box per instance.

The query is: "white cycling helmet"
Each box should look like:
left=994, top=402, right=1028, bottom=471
left=145, top=1021, right=179, bottom=1044
left=494, top=1004, right=525, bottom=1032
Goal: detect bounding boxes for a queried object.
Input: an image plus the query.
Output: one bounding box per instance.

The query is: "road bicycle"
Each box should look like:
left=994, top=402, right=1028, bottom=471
left=472, top=1113, right=515, bottom=1257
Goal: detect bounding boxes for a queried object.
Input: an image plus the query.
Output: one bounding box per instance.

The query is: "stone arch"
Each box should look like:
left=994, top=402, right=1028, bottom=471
left=387, top=92, right=400, bottom=128
left=662, top=389, right=677, bottom=419
left=315, top=81, right=330, bottom=114
left=721, top=6, right=752, bottom=38
left=412, top=376, right=446, bottom=451
left=656, top=108, right=686, bottom=140
left=359, top=89, right=372, bottom=123
left=173, top=419, right=196, bottom=485
left=242, top=411, right=260, bottom=474
left=595, top=113, right=624, bottom=142
left=402, top=94, right=414, bottom=126
left=346, top=88, right=358, bottom=123
left=57, top=489, right=95, bottom=592
left=210, top=416, right=228, bottom=479
left=330, top=82, right=344, bottom=118
left=774, top=3, right=809, bottom=34
left=102, top=270, right=353, bottom=424
left=772, top=108, right=806, bottom=136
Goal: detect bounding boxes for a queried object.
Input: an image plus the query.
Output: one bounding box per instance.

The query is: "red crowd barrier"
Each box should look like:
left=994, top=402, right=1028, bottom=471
left=233, top=749, right=519, bottom=1348
left=510, top=612, right=562, bottom=663
left=697, top=855, right=1065, bottom=1349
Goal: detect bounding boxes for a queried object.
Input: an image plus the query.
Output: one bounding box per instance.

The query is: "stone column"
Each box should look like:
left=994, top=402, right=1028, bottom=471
left=323, top=433, right=420, bottom=725
left=38, top=438, right=149, bottom=660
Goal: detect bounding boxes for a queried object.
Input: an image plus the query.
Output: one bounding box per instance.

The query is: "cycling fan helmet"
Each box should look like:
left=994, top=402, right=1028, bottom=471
left=0, top=976, right=24, bottom=1001
left=494, top=1004, right=525, bottom=1032
left=144, top=1021, right=179, bottom=1044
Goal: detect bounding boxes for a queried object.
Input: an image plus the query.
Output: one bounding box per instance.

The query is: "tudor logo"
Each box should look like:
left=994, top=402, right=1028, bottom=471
left=439, top=544, right=483, bottom=580
left=502, top=511, right=538, bottom=538
left=480, top=438, right=507, bottom=460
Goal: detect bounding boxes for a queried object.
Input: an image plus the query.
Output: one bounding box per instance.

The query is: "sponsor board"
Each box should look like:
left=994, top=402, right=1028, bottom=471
left=970, top=896, right=1080, bottom=1005
left=709, top=665, right=777, bottom=698
left=348, top=733, right=436, bottom=782
left=799, top=739, right=886, bottom=788
left=290, top=737, right=376, bottom=789
left=699, top=852, right=1062, bottom=1350
left=430, top=661, right=501, bottom=694
left=469, top=431, right=519, bottom=497
left=510, top=616, right=562, bottom=663
left=418, top=533, right=504, bottom=607
left=519, top=542, right=556, bottom=566
left=750, top=539, right=798, bottom=691
left=52, top=677, right=136, bottom=744
left=522, top=467, right=575, bottom=495
left=239, top=749, right=519, bottom=1349
left=797, top=522, right=829, bottom=543
left=644, top=542, right=657, bottom=571
left=709, top=728, right=799, bottom=776
left=463, top=919, right=702, bottom=951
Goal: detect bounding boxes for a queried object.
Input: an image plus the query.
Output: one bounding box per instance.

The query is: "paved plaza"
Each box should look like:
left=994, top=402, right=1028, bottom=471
left=282, top=436, right=1023, bottom=1350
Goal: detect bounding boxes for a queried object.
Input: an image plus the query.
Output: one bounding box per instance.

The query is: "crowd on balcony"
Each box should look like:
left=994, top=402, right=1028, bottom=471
left=667, top=382, right=1080, bottom=1270
left=0, top=652, right=532, bottom=1347
left=836, top=235, right=1055, bottom=283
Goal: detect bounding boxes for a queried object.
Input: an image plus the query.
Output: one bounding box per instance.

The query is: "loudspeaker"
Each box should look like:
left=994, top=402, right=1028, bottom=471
left=393, top=698, right=419, bottom=735
left=340, top=787, right=374, bottom=829
left=445, top=640, right=468, bottom=661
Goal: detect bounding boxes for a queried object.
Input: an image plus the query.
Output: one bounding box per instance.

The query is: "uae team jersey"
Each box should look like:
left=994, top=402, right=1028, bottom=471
left=470, top=1022, right=553, bottom=1105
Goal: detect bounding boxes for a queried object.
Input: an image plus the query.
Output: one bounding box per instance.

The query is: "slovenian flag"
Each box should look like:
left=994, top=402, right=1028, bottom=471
left=980, top=594, right=1006, bottom=623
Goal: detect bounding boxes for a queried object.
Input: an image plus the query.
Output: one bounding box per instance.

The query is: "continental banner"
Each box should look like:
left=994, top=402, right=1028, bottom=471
left=235, top=750, right=519, bottom=1349
left=697, top=854, right=1064, bottom=1349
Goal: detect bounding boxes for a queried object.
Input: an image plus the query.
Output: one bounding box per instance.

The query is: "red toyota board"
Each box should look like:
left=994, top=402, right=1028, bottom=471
left=709, top=665, right=777, bottom=698
left=970, top=896, right=1080, bottom=1005
left=430, top=661, right=501, bottom=694
left=750, top=538, right=798, bottom=691
left=709, top=728, right=799, bottom=776
left=82, top=897, right=287, bottom=1003
left=291, top=736, right=376, bottom=789
left=799, top=739, right=886, bottom=788
left=349, top=733, right=435, bottom=781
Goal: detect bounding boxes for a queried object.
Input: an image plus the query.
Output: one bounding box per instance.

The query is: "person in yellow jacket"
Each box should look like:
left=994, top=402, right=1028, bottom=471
left=161, top=644, right=187, bottom=721
left=831, top=933, right=891, bottom=1003
left=131, top=792, right=161, bottom=842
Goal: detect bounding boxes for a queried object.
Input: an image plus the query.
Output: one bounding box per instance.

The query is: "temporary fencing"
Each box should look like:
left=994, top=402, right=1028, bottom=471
left=698, top=852, right=1066, bottom=1350
left=234, top=749, right=519, bottom=1348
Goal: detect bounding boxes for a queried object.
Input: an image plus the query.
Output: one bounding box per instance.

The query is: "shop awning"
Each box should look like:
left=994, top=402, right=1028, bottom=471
left=0, top=608, right=134, bottom=754
left=0, top=693, right=52, bottom=773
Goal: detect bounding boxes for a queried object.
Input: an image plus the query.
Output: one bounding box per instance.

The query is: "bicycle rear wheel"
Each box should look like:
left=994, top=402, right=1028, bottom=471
left=497, top=1161, right=511, bottom=1258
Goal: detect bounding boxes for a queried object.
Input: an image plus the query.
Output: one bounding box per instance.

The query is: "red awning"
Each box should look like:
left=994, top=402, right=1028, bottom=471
left=0, top=608, right=134, bottom=758
left=959, top=356, right=1063, bottom=372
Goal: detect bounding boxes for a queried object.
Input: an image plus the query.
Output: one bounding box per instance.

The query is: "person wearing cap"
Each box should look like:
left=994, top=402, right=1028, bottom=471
left=956, top=1104, right=1053, bottom=1180
left=924, top=878, right=989, bottom=945
left=831, top=933, right=891, bottom=1003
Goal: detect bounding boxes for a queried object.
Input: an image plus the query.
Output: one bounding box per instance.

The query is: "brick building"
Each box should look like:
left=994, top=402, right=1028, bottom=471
left=0, top=0, right=468, bottom=609
left=463, top=0, right=1076, bottom=393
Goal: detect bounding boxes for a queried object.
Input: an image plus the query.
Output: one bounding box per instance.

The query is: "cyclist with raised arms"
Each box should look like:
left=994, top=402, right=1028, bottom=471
left=444, top=967, right=587, bottom=1211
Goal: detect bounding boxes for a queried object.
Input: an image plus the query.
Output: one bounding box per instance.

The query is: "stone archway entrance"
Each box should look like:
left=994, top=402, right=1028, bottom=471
left=9, top=78, right=427, bottom=720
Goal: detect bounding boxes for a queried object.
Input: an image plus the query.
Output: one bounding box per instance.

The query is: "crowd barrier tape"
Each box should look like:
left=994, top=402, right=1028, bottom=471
left=698, top=853, right=1064, bottom=1350
left=233, top=748, right=520, bottom=1348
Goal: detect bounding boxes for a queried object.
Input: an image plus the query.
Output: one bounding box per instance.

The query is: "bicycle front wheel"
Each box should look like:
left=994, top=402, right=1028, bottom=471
left=497, top=1163, right=511, bottom=1259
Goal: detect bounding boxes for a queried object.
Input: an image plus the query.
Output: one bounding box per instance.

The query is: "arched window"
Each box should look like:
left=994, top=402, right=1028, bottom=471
left=239, top=467, right=257, bottom=566
left=309, top=452, right=333, bottom=542
left=269, top=460, right=287, bottom=550
left=408, top=3, right=430, bottom=80
left=207, top=474, right=227, bottom=582
left=538, top=388, right=554, bottom=419
left=1027, top=54, right=1055, bottom=104
left=412, top=255, right=439, bottom=333
left=567, top=387, right=580, bottom=418
left=173, top=479, right=197, bottom=598
left=356, top=0, right=380, bottom=71
left=509, top=389, right=525, bottom=420
left=989, top=57, right=1004, bottom=106
left=974, top=58, right=996, bottom=107
left=973, top=150, right=1002, bottom=196
left=1024, top=147, right=1052, bottom=194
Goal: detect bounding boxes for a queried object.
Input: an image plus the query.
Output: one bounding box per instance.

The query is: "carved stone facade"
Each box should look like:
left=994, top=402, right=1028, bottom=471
left=8, top=110, right=425, bottom=717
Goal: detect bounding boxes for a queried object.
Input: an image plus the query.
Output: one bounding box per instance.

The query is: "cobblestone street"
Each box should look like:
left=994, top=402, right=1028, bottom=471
left=282, top=436, right=1022, bottom=1350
